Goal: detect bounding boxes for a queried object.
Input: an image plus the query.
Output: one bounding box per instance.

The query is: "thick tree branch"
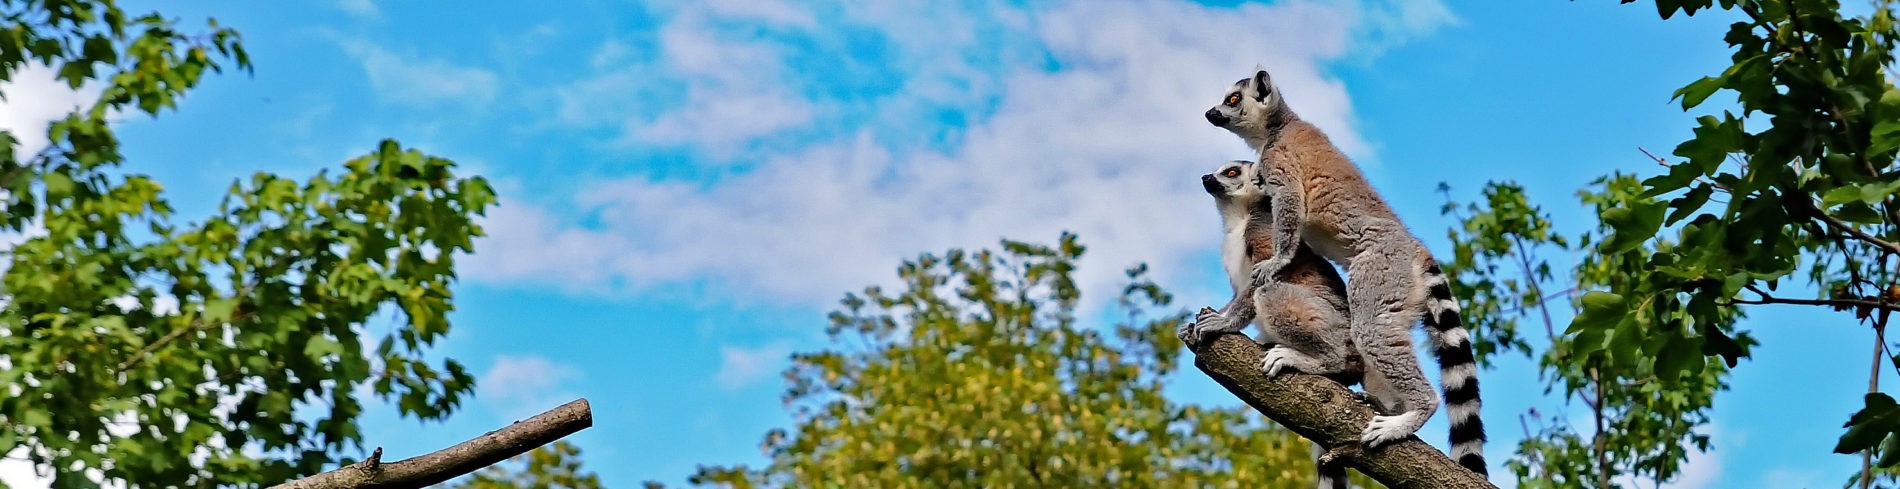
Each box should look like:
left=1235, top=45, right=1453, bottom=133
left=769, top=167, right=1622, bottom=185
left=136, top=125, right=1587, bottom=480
left=1184, top=334, right=1496, bottom=488
left=268, top=398, right=594, bottom=489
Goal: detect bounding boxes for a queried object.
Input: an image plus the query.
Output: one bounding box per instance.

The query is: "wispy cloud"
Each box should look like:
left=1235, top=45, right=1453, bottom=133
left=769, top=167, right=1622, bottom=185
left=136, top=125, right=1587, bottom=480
left=478, top=355, right=582, bottom=419
left=475, top=0, right=1459, bottom=309
left=335, top=38, right=499, bottom=109
left=335, top=0, right=379, bottom=20
left=715, top=342, right=794, bottom=390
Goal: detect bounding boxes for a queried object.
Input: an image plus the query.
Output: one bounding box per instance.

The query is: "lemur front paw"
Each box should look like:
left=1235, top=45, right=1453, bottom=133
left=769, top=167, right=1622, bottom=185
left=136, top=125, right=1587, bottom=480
left=1194, top=306, right=1221, bottom=324
left=1250, top=257, right=1291, bottom=286
left=1182, top=310, right=1245, bottom=346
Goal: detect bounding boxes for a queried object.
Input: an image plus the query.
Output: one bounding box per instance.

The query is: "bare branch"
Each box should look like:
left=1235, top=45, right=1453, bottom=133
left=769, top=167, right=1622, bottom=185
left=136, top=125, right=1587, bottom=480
left=268, top=398, right=594, bottom=489
left=1733, top=285, right=1900, bottom=312
left=1184, top=334, right=1496, bottom=488
left=1637, top=147, right=1729, bottom=193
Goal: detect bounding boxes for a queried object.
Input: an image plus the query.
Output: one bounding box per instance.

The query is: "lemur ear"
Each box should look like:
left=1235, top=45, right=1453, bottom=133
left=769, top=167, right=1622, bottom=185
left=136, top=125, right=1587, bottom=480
left=1251, top=70, right=1272, bottom=101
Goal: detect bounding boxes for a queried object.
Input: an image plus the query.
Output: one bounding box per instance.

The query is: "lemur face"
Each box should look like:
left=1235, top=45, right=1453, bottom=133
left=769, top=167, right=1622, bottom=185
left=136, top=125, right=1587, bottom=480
left=1203, top=160, right=1265, bottom=201
left=1204, top=69, right=1278, bottom=134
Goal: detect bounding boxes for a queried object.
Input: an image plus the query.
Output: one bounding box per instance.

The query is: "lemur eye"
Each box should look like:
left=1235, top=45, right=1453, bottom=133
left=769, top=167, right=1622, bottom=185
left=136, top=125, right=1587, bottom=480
left=1224, top=93, right=1241, bottom=106
left=1222, top=168, right=1241, bottom=178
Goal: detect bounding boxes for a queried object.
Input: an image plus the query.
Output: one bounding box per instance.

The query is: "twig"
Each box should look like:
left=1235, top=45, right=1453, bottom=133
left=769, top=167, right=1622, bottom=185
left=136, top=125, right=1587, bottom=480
left=1805, top=199, right=1900, bottom=258
left=1637, top=146, right=1730, bottom=192
left=1495, top=288, right=1578, bottom=317
left=1735, top=284, right=1900, bottom=312
left=268, top=398, right=593, bottom=489
left=115, top=310, right=245, bottom=374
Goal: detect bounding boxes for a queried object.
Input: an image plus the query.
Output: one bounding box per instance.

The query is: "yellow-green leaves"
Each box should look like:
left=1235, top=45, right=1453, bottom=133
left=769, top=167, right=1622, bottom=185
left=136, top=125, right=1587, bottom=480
left=680, top=235, right=1326, bottom=488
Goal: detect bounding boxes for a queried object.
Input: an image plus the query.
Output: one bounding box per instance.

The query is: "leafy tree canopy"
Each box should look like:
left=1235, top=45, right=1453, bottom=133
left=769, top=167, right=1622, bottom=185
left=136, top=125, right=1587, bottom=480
left=675, top=234, right=1346, bottom=488
left=0, top=0, right=493, bottom=486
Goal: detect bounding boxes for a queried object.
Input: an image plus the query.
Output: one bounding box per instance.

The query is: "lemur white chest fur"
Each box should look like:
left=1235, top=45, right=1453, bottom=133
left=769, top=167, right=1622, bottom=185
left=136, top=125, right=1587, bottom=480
left=1218, top=205, right=1252, bottom=294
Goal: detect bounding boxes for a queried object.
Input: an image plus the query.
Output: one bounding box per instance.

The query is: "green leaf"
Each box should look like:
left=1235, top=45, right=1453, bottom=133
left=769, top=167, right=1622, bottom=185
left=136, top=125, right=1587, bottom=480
left=1840, top=394, right=1900, bottom=455
left=1872, top=118, right=1900, bottom=155
left=1881, top=434, right=1900, bottom=467
left=1665, top=184, right=1714, bottom=225
left=304, top=336, right=342, bottom=360
left=1601, top=201, right=1666, bottom=254
left=1674, top=75, right=1725, bottom=109
left=1822, top=185, right=1864, bottom=208
left=1567, top=291, right=1628, bottom=334
left=1654, top=334, right=1704, bottom=381
left=1860, top=179, right=1900, bottom=205
left=1641, top=162, right=1705, bottom=197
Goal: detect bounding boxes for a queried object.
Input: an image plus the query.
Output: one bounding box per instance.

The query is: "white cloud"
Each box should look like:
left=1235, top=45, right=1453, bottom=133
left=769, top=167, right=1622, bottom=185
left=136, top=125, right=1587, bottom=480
left=336, top=39, right=499, bottom=109
left=1757, top=467, right=1824, bottom=489
left=335, top=0, right=379, bottom=20
left=478, top=0, right=1457, bottom=308
left=1665, top=442, right=1721, bottom=489
left=0, top=64, right=99, bottom=161
left=478, top=355, right=582, bottom=419
left=715, top=342, right=794, bottom=390
left=611, top=13, right=814, bottom=153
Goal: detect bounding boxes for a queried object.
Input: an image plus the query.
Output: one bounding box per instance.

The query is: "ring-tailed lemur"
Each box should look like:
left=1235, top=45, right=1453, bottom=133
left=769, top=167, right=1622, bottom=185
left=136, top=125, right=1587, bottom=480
left=1178, top=159, right=1362, bottom=489
left=1203, top=68, right=1487, bottom=476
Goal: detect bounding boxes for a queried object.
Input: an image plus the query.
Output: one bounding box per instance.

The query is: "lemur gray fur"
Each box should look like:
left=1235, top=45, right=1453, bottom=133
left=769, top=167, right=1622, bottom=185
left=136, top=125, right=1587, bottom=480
left=1179, top=159, right=1361, bottom=489
left=1197, top=68, right=1487, bottom=476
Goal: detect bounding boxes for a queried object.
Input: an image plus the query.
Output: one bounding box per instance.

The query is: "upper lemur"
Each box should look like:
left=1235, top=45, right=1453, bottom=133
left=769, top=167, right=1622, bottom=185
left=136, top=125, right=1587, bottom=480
left=1195, top=68, right=1488, bottom=476
left=1179, top=159, right=1362, bottom=489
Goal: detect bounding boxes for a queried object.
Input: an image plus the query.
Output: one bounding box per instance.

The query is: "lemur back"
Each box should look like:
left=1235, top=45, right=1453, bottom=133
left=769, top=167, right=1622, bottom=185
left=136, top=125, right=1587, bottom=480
left=1182, top=160, right=1360, bottom=489
left=1203, top=69, right=1488, bottom=476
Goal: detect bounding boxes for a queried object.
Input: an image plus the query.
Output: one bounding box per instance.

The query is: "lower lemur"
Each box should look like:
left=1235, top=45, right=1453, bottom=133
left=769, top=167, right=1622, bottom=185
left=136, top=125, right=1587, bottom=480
left=1180, top=159, right=1361, bottom=489
left=1198, top=68, right=1487, bottom=476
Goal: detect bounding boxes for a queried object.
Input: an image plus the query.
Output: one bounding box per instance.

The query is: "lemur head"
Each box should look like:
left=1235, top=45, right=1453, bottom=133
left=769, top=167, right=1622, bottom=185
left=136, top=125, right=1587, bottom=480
left=1204, top=69, right=1286, bottom=150
left=1203, top=159, right=1266, bottom=204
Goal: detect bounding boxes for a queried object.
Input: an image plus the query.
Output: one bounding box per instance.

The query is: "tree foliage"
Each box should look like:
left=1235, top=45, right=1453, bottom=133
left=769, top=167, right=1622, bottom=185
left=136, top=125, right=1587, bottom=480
left=1443, top=0, right=1900, bottom=486
left=0, top=0, right=493, bottom=487
left=677, top=234, right=1342, bottom=488
left=1441, top=179, right=1737, bottom=488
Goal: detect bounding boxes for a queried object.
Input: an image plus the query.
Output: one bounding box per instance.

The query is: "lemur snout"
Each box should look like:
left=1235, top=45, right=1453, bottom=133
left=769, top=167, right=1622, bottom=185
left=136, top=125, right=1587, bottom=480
left=1204, top=108, right=1229, bottom=126
left=1201, top=174, right=1221, bottom=193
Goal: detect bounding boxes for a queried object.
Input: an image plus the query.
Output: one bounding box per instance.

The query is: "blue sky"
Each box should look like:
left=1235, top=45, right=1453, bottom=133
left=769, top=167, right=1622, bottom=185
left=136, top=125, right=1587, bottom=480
left=0, top=1, right=1882, bottom=488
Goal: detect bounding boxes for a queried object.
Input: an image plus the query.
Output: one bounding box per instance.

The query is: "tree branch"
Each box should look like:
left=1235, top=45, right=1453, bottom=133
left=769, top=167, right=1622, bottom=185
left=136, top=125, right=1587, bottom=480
left=268, top=398, right=594, bottom=489
left=1183, top=334, right=1496, bottom=488
left=1733, top=285, right=1900, bottom=312
left=1802, top=198, right=1900, bottom=257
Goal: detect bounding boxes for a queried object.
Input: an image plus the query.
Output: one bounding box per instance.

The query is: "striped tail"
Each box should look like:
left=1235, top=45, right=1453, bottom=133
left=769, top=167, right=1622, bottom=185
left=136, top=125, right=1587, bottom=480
left=1422, top=262, right=1487, bottom=476
left=1312, top=442, right=1347, bottom=489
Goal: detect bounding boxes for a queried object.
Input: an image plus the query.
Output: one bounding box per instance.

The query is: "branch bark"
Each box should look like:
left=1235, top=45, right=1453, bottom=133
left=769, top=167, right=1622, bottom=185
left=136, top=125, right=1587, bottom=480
left=268, top=398, right=594, bottom=489
left=1184, top=334, right=1496, bottom=488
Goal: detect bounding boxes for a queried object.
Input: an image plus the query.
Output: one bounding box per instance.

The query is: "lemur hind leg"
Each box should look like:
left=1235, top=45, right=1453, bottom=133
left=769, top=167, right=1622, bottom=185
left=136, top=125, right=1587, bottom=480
left=1345, top=239, right=1437, bottom=447
left=1255, top=282, right=1351, bottom=378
